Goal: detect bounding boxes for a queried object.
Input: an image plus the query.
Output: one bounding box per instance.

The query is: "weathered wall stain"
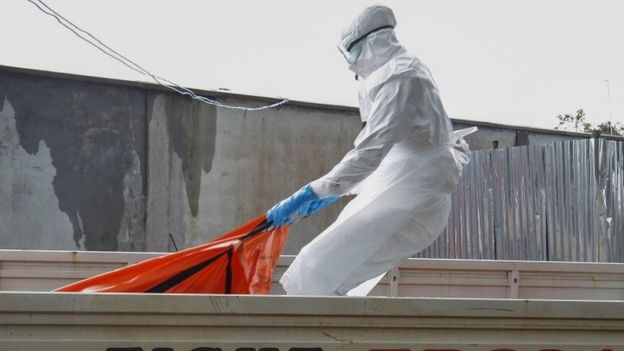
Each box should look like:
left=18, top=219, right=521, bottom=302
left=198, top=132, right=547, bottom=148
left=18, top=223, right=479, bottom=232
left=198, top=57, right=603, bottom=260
left=166, top=95, right=217, bottom=217
left=145, top=94, right=171, bottom=252
left=0, top=71, right=146, bottom=251
left=145, top=93, right=218, bottom=252
left=183, top=98, right=360, bottom=254
left=0, top=98, right=76, bottom=249
left=3, top=65, right=622, bottom=258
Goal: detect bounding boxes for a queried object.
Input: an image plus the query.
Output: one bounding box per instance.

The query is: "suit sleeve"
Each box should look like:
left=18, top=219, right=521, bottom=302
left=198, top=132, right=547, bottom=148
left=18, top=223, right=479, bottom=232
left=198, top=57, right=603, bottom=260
left=310, top=77, right=422, bottom=197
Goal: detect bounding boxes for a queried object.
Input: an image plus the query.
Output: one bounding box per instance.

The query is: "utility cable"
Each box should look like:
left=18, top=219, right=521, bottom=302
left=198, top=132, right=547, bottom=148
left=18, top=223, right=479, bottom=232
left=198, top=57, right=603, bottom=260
left=25, top=0, right=289, bottom=111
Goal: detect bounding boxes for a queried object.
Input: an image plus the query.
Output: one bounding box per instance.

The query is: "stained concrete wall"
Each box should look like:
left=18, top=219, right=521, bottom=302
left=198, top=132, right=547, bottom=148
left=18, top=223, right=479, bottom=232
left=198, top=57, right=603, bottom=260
left=145, top=93, right=359, bottom=253
left=2, top=65, right=619, bottom=253
left=0, top=69, right=145, bottom=251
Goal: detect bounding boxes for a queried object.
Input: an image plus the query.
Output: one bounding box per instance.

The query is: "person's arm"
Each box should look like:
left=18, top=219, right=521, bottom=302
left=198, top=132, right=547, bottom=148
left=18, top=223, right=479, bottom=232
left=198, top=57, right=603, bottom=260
left=267, top=76, right=426, bottom=226
left=310, top=77, right=420, bottom=197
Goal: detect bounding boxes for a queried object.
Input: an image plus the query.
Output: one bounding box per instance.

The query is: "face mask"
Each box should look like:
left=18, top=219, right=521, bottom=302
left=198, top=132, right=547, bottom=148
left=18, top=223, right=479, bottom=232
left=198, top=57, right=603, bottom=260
left=338, top=40, right=364, bottom=65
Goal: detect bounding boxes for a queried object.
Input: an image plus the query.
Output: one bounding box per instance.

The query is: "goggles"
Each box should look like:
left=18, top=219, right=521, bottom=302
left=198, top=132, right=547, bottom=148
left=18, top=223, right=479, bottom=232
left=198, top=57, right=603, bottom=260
left=337, top=25, right=394, bottom=64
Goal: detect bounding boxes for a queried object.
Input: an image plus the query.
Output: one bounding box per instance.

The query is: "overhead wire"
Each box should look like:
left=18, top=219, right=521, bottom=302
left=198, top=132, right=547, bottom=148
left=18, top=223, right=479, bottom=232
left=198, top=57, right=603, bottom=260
left=25, top=0, right=289, bottom=111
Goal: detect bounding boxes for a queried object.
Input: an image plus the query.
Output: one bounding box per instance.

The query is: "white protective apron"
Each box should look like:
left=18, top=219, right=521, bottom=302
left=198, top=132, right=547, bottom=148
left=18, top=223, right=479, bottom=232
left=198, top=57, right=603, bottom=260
left=280, top=127, right=476, bottom=296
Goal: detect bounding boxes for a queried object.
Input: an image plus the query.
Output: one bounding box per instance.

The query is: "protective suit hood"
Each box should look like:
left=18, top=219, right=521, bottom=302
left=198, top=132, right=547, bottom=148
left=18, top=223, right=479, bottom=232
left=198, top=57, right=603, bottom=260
left=349, top=29, right=405, bottom=78
left=281, top=4, right=477, bottom=297
left=338, top=5, right=402, bottom=78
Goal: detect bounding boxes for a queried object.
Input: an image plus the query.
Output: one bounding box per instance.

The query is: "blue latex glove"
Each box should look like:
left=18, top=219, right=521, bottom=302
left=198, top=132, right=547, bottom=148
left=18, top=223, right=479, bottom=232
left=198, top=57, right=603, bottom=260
left=297, top=195, right=340, bottom=218
left=267, top=184, right=319, bottom=227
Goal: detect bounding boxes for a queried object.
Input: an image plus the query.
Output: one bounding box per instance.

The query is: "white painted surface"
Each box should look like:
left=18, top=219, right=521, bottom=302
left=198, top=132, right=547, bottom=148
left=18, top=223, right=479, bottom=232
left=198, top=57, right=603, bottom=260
left=1, top=292, right=623, bottom=350
left=2, top=249, right=623, bottom=301
left=2, top=250, right=623, bottom=349
left=0, top=99, right=75, bottom=249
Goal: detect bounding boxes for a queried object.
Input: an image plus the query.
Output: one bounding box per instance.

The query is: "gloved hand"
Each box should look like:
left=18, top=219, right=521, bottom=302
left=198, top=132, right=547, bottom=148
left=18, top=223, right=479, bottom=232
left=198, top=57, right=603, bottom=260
left=297, top=195, right=340, bottom=218
left=267, top=184, right=330, bottom=227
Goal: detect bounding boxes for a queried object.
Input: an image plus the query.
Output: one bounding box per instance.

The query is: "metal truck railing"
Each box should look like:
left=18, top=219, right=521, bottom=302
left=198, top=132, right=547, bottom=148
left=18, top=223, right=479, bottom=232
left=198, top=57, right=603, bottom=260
left=1, top=249, right=624, bottom=299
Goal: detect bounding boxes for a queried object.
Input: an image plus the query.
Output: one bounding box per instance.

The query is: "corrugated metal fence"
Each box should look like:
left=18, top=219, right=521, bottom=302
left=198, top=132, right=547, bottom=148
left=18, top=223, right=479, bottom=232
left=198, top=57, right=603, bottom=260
left=418, top=138, right=624, bottom=262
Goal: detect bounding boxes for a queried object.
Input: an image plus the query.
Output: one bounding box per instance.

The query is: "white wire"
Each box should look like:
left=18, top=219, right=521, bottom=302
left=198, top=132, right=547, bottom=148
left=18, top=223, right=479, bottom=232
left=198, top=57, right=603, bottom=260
left=25, top=0, right=289, bottom=111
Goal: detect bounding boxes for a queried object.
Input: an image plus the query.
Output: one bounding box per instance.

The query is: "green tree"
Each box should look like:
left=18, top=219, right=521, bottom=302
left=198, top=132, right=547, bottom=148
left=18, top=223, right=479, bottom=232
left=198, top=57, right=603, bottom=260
left=555, top=109, right=622, bottom=136
left=555, top=109, right=588, bottom=132
left=592, top=121, right=623, bottom=137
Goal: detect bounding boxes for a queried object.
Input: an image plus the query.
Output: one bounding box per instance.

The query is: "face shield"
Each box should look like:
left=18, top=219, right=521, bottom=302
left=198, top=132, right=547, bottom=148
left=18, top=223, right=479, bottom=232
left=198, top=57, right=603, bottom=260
left=338, top=25, right=394, bottom=65
left=338, top=40, right=364, bottom=65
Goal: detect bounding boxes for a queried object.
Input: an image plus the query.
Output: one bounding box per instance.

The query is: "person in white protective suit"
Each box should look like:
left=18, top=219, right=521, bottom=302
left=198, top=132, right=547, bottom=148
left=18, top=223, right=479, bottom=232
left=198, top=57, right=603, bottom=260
left=267, top=4, right=476, bottom=296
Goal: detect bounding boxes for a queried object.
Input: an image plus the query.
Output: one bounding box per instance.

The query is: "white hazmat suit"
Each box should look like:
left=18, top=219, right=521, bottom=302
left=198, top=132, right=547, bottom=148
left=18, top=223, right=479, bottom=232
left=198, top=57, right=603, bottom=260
left=280, top=5, right=475, bottom=296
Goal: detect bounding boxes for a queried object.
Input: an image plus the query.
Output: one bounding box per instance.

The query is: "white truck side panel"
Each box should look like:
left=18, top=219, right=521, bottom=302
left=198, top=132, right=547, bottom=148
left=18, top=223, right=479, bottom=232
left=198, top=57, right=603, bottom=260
left=2, top=249, right=624, bottom=300
left=1, top=292, right=623, bottom=351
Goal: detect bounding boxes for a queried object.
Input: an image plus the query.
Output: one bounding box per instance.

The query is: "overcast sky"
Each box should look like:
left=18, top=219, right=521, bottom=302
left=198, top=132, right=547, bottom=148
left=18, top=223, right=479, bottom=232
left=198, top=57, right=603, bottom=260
left=2, top=0, right=623, bottom=129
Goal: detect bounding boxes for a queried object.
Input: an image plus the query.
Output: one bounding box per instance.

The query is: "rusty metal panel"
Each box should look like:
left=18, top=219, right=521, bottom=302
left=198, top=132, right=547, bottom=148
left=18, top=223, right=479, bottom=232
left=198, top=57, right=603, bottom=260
left=419, top=138, right=624, bottom=262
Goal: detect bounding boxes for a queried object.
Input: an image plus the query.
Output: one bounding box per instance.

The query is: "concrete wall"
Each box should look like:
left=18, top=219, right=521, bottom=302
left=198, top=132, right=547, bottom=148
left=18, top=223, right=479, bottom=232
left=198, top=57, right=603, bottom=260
left=0, top=66, right=359, bottom=253
left=0, top=69, right=146, bottom=251
left=145, top=92, right=359, bottom=254
left=2, top=65, right=620, bottom=254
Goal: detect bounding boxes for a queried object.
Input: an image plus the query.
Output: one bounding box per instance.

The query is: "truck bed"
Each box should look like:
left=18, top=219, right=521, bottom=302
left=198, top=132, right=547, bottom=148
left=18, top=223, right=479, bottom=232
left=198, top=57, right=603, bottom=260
left=1, top=249, right=623, bottom=350
left=1, top=291, right=623, bottom=350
